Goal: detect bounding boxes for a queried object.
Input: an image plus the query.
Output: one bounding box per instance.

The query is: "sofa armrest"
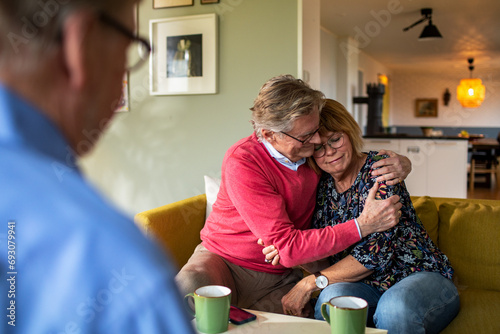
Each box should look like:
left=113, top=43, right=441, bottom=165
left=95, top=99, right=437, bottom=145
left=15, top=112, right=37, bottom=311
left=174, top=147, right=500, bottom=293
left=135, top=194, right=207, bottom=270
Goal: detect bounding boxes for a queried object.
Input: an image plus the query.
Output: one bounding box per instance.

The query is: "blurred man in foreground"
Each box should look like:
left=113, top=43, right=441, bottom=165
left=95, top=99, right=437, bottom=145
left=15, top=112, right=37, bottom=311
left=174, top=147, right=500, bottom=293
left=0, top=1, right=194, bottom=332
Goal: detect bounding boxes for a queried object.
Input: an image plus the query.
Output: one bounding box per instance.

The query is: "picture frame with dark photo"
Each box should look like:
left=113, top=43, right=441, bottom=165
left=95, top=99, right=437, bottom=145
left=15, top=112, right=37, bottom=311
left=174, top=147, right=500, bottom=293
left=149, top=14, right=218, bottom=95
left=415, top=98, right=438, bottom=117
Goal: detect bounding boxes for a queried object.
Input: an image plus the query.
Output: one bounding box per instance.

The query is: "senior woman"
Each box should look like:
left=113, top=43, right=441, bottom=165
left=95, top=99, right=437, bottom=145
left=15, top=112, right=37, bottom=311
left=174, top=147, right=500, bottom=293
left=267, top=99, right=460, bottom=333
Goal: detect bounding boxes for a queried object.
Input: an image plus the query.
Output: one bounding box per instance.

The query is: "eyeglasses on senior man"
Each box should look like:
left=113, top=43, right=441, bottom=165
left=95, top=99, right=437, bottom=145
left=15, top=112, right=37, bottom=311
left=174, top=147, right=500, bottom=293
left=99, top=12, right=151, bottom=71
left=313, top=133, right=344, bottom=158
left=281, top=127, right=320, bottom=145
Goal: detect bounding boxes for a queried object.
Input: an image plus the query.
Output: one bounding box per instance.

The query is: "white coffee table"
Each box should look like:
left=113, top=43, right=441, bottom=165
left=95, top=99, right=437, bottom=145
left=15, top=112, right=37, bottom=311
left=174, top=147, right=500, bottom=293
left=193, top=309, right=388, bottom=333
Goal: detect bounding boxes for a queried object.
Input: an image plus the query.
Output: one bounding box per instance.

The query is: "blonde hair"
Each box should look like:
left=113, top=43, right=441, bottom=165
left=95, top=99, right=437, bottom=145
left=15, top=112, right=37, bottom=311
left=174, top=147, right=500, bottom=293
left=250, top=74, right=325, bottom=141
left=308, top=99, right=364, bottom=173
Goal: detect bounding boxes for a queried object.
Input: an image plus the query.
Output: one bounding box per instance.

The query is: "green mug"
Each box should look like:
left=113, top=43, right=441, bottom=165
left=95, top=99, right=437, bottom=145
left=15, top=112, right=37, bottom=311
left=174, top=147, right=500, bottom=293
left=184, top=285, right=231, bottom=334
left=321, top=296, right=368, bottom=334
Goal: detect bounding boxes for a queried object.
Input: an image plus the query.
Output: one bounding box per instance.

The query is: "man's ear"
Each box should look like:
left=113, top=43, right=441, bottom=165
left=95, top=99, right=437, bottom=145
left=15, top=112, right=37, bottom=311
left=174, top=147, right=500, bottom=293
left=60, top=10, right=96, bottom=90
left=261, top=129, right=276, bottom=143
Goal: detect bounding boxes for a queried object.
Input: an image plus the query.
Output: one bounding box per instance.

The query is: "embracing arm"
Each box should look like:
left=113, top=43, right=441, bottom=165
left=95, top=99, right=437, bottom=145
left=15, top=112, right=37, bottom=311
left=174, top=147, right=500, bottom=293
left=224, top=155, right=361, bottom=268
left=260, top=182, right=402, bottom=265
left=224, top=146, right=402, bottom=268
left=255, top=182, right=400, bottom=267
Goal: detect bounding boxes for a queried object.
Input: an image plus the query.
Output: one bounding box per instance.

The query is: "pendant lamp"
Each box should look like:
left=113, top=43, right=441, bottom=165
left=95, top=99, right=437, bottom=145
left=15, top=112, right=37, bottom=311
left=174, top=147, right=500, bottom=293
left=456, top=58, right=485, bottom=108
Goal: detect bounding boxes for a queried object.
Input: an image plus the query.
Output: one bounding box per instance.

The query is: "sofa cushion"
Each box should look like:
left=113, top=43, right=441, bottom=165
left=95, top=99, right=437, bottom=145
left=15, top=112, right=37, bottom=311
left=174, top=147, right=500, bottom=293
left=411, top=196, right=439, bottom=245
left=135, top=194, right=207, bottom=270
left=438, top=201, right=500, bottom=291
left=440, top=289, right=500, bottom=334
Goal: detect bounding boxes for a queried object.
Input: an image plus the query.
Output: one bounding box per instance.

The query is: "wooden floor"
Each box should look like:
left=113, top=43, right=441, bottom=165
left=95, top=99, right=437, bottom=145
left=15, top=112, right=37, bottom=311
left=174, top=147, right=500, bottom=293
left=467, top=175, right=500, bottom=200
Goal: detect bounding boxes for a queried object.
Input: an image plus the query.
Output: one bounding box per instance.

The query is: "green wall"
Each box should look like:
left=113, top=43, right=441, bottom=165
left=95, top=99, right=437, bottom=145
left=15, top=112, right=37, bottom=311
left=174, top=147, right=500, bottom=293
left=80, top=0, right=300, bottom=217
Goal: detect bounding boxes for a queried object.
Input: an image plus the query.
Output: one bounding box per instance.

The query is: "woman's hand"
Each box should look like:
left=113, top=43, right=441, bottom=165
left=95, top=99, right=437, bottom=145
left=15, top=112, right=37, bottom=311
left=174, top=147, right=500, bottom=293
left=357, top=182, right=402, bottom=237
left=281, top=275, right=316, bottom=318
left=371, top=150, right=412, bottom=186
left=258, top=239, right=280, bottom=265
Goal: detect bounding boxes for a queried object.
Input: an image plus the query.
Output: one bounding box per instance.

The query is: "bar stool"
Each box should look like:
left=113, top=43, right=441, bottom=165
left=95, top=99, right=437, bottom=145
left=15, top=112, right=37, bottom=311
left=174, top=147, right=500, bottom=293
left=469, top=153, right=499, bottom=190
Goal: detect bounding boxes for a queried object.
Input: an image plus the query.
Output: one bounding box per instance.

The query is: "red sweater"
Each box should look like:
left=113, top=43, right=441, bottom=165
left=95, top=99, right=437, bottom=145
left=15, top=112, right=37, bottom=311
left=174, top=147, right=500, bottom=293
left=201, top=134, right=360, bottom=274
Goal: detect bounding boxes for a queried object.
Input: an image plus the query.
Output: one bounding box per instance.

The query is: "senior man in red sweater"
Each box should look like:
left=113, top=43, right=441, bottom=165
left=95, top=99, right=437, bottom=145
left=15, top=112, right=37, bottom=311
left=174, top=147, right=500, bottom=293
left=176, top=74, right=411, bottom=314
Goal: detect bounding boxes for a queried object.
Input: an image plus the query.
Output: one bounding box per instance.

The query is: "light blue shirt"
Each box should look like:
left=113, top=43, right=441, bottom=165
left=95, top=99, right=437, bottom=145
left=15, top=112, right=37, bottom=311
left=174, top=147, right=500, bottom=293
left=0, top=85, right=194, bottom=334
left=262, top=140, right=306, bottom=171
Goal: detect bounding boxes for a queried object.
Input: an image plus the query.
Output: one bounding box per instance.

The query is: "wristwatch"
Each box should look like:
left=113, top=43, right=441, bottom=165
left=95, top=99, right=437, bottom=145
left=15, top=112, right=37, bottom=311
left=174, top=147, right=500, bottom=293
left=314, top=271, right=328, bottom=290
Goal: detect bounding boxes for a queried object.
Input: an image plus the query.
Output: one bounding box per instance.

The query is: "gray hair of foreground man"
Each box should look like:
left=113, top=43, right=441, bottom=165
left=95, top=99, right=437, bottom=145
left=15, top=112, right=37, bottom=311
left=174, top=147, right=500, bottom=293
left=250, top=74, right=325, bottom=141
left=0, top=0, right=132, bottom=65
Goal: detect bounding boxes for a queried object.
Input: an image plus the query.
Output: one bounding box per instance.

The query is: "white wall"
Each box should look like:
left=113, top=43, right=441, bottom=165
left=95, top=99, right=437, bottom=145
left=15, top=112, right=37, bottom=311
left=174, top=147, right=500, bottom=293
left=301, top=0, right=321, bottom=89
left=358, top=52, right=390, bottom=86
left=79, top=0, right=301, bottom=217
left=391, top=69, right=500, bottom=128
left=320, top=27, right=337, bottom=99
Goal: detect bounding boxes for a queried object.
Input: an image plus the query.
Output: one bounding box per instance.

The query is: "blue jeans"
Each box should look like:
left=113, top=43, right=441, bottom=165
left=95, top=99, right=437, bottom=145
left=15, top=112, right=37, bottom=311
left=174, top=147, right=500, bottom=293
left=314, top=272, right=460, bottom=334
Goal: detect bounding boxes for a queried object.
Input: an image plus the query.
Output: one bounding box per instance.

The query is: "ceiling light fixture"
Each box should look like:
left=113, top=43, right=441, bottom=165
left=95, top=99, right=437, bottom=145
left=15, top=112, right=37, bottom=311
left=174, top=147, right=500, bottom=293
left=403, top=8, right=442, bottom=40
left=457, top=58, right=485, bottom=108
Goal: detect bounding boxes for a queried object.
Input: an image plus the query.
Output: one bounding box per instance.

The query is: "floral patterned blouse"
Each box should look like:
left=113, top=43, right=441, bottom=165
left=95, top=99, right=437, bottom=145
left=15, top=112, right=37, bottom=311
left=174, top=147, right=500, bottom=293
left=312, top=151, right=454, bottom=293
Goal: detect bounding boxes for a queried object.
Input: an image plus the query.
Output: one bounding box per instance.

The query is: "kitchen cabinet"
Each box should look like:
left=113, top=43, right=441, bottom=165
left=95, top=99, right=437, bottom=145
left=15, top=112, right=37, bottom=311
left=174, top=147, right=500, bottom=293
left=363, top=137, right=468, bottom=198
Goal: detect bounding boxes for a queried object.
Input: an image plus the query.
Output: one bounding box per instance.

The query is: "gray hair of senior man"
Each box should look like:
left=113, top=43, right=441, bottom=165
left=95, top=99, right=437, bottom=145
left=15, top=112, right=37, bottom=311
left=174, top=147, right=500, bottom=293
left=250, top=74, right=325, bottom=141
left=0, top=0, right=134, bottom=66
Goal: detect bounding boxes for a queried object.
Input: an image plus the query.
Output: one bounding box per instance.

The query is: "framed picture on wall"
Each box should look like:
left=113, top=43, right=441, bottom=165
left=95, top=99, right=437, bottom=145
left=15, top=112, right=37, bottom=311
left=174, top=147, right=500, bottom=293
left=115, top=73, right=129, bottom=112
left=415, top=98, right=438, bottom=117
left=201, top=0, right=220, bottom=3
left=153, top=0, right=193, bottom=9
left=149, top=14, right=218, bottom=95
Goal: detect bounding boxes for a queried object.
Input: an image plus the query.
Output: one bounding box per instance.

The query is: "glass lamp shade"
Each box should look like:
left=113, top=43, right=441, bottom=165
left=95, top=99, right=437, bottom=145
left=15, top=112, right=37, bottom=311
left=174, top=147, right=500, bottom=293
left=456, top=78, right=485, bottom=108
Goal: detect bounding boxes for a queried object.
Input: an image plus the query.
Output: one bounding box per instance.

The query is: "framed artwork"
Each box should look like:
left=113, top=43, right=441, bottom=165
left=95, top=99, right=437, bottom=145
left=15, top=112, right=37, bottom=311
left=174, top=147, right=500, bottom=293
left=149, top=14, right=217, bottom=95
left=415, top=98, right=438, bottom=117
left=153, top=0, right=193, bottom=9
left=201, top=0, right=219, bottom=3
left=116, top=74, right=129, bottom=112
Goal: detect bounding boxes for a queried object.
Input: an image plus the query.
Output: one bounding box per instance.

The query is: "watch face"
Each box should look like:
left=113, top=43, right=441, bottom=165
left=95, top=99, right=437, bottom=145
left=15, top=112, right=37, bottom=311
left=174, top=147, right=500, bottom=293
left=316, top=275, right=328, bottom=289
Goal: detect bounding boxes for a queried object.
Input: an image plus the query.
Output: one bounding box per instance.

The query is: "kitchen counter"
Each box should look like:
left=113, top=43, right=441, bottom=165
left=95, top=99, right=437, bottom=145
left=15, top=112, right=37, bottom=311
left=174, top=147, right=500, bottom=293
left=362, top=136, right=468, bottom=198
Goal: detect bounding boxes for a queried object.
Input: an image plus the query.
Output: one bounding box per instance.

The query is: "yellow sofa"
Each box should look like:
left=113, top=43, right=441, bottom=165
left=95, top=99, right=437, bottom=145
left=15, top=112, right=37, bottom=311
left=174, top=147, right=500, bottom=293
left=135, top=195, right=500, bottom=334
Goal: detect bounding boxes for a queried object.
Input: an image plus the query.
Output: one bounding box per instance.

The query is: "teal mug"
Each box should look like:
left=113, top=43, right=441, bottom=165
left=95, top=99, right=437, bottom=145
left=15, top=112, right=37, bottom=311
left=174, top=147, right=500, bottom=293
left=184, top=285, right=231, bottom=334
left=321, top=296, right=368, bottom=334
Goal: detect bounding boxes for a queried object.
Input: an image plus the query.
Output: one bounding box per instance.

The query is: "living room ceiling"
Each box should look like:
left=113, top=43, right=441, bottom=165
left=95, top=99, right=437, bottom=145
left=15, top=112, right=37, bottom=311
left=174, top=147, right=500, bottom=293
left=320, top=0, right=500, bottom=75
